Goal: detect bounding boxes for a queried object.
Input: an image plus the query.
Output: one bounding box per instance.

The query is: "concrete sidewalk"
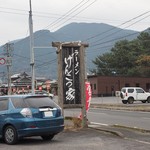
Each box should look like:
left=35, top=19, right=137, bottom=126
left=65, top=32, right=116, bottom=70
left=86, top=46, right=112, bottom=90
left=91, top=96, right=122, bottom=104
left=64, top=119, right=150, bottom=148
left=89, top=122, right=150, bottom=144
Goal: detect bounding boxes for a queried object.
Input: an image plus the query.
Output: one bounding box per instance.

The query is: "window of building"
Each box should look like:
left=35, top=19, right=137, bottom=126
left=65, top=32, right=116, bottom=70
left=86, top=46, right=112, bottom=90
left=90, top=84, right=93, bottom=91
left=146, top=83, right=150, bottom=90
left=125, top=83, right=130, bottom=87
left=94, top=84, right=96, bottom=90
left=135, top=83, right=140, bottom=87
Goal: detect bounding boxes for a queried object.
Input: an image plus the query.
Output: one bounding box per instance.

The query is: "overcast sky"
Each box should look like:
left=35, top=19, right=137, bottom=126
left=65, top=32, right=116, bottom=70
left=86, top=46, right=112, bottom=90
left=0, top=0, right=150, bottom=45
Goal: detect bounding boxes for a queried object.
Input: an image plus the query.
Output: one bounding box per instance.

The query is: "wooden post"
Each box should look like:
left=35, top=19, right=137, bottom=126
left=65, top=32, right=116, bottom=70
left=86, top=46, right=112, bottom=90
left=52, top=42, right=89, bottom=127
left=80, top=44, right=87, bottom=127
left=52, top=42, right=64, bottom=115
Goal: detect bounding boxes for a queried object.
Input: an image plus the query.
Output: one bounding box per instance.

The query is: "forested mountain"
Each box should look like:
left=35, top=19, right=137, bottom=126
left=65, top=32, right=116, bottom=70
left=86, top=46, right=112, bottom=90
left=91, top=31, right=150, bottom=77
left=0, top=22, right=139, bottom=79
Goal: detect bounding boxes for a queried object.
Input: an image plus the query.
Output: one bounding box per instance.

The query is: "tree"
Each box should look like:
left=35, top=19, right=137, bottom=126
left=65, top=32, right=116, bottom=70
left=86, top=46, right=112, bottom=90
left=91, top=32, right=150, bottom=77
left=92, top=53, right=114, bottom=75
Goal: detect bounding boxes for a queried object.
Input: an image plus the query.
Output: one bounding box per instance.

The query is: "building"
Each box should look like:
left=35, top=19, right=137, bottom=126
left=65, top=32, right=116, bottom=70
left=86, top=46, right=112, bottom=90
left=0, top=72, right=57, bottom=95
left=88, top=75, right=150, bottom=97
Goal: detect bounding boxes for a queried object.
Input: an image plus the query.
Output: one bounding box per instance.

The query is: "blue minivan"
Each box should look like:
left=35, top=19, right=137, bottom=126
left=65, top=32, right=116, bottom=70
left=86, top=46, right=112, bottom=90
left=0, top=95, right=64, bottom=144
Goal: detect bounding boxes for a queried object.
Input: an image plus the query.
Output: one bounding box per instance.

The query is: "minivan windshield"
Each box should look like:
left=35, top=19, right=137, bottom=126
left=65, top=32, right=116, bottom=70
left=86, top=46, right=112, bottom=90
left=11, top=96, right=60, bottom=109
left=24, top=97, right=59, bottom=109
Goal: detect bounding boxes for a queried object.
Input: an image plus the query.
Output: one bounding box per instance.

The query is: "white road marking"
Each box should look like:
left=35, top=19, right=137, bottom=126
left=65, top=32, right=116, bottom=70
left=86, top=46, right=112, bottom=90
left=90, top=122, right=109, bottom=126
left=125, top=137, right=150, bottom=145
left=143, top=117, right=150, bottom=120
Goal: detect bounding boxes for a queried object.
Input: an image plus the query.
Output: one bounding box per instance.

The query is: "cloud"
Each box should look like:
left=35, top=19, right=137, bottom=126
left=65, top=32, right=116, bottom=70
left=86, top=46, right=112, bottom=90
left=0, top=0, right=150, bottom=45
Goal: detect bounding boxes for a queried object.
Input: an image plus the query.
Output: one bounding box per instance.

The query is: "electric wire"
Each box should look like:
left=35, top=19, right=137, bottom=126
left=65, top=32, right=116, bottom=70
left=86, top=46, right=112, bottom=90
left=50, top=0, right=97, bottom=31
left=33, top=0, right=97, bottom=40
left=43, top=0, right=87, bottom=30
left=90, top=14, right=150, bottom=47
left=85, top=10, right=150, bottom=42
left=1, top=3, right=150, bottom=76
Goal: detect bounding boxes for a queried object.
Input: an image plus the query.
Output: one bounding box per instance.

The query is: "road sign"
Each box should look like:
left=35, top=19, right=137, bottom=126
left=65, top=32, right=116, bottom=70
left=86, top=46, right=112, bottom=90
left=0, top=58, right=6, bottom=65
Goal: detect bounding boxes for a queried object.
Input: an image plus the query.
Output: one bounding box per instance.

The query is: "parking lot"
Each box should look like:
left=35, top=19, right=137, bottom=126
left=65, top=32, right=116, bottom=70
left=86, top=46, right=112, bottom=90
left=0, top=128, right=150, bottom=150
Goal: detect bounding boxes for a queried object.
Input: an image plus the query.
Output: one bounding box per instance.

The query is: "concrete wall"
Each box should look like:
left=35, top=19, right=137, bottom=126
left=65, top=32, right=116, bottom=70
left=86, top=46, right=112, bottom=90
left=88, top=75, right=150, bottom=97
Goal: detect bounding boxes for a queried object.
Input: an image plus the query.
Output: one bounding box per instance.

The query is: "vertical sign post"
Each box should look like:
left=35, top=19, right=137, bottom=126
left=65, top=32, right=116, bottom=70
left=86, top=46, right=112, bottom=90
left=3, top=43, right=13, bottom=95
left=52, top=42, right=89, bottom=128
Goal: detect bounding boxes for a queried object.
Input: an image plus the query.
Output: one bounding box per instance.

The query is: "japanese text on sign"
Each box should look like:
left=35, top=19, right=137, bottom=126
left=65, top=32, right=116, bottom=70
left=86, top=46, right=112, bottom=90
left=63, top=47, right=81, bottom=104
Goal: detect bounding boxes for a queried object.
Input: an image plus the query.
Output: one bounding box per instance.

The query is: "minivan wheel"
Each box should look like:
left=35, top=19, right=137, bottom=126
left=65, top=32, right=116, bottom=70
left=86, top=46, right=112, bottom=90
left=120, top=92, right=124, bottom=99
left=128, top=97, right=134, bottom=104
left=122, top=100, right=128, bottom=104
left=4, top=125, right=18, bottom=145
left=41, top=134, right=55, bottom=141
left=147, top=97, right=150, bottom=103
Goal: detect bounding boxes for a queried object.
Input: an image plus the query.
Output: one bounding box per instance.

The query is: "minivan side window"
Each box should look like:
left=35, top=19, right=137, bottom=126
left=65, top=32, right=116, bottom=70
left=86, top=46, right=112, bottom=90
left=0, top=99, right=8, bottom=111
left=121, top=89, right=126, bottom=93
left=128, top=89, right=134, bottom=93
left=11, top=98, right=27, bottom=108
left=136, top=89, right=144, bottom=93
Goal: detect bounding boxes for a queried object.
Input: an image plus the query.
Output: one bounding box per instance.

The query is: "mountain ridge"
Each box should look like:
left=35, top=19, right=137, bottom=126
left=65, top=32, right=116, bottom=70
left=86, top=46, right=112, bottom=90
left=0, top=22, right=139, bottom=79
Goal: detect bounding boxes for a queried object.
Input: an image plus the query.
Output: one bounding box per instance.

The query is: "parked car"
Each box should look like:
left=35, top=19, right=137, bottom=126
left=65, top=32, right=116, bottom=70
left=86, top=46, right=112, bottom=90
left=29, top=90, right=54, bottom=99
left=16, top=90, right=29, bottom=95
left=120, top=87, right=150, bottom=104
left=0, top=95, right=64, bottom=144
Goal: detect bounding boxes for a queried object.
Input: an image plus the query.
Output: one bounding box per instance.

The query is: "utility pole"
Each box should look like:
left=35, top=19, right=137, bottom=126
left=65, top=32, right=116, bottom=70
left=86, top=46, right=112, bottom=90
left=3, top=43, right=13, bottom=95
left=29, top=0, right=35, bottom=94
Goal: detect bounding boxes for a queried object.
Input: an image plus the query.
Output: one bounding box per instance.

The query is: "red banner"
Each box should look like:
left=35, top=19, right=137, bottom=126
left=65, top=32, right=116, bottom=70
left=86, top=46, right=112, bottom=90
left=78, top=82, right=92, bottom=119
left=85, top=81, right=92, bottom=112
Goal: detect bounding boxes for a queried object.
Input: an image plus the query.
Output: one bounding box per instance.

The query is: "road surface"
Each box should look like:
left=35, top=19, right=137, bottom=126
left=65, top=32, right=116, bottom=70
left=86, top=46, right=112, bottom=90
left=64, top=108, right=150, bottom=131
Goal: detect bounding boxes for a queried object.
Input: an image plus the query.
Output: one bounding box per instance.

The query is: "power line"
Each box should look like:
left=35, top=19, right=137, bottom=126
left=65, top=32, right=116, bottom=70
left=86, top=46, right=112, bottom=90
left=50, top=0, right=97, bottom=31
left=12, top=57, right=57, bottom=74
left=90, top=32, right=139, bottom=48
left=1, top=6, right=139, bottom=24
left=35, top=51, right=55, bottom=58
left=84, top=11, right=150, bottom=51
left=83, top=34, right=150, bottom=53
left=91, top=14, right=150, bottom=46
left=0, top=6, right=27, bottom=12
left=35, top=58, right=57, bottom=70
left=13, top=51, right=56, bottom=63
left=33, top=0, right=96, bottom=40
left=0, top=10, right=27, bottom=16
left=85, top=10, right=150, bottom=42
left=86, top=45, right=114, bottom=53
left=43, top=0, right=87, bottom=30
left=1, top=3, right=148, bottom=46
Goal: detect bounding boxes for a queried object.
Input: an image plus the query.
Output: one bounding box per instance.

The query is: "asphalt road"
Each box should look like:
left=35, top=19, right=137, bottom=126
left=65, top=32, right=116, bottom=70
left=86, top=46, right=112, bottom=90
left=0, top=96, right=149, bottom=149
left=91, top=96, right=122, bottom=104
left=55, top=96, right=150, bottom=130
left=91, top=96, right=150, bottom=105
left=64, top=108, right=150, bottom=131
left=88, top=108, right=150, bottom=130
left=1, top=129, right=150, bottom=150
left=89, top=96, right=150, bottom=130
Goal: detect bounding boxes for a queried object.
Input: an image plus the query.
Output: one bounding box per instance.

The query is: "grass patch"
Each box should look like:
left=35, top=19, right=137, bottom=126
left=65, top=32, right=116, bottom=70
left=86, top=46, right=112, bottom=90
left=113, top=124, right=150, bottom=133
left=65, top=116, right=82, bottom=129
left=90, top=103, right=150, bottom=112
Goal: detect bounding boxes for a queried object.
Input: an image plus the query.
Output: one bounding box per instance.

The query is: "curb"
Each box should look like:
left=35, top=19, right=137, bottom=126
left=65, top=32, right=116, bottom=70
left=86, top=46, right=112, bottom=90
left=88, top=124, right=124, bottom=138
left=88, top=123, right=150, bottom=139
left=112, top=124, right=150, bottom=133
